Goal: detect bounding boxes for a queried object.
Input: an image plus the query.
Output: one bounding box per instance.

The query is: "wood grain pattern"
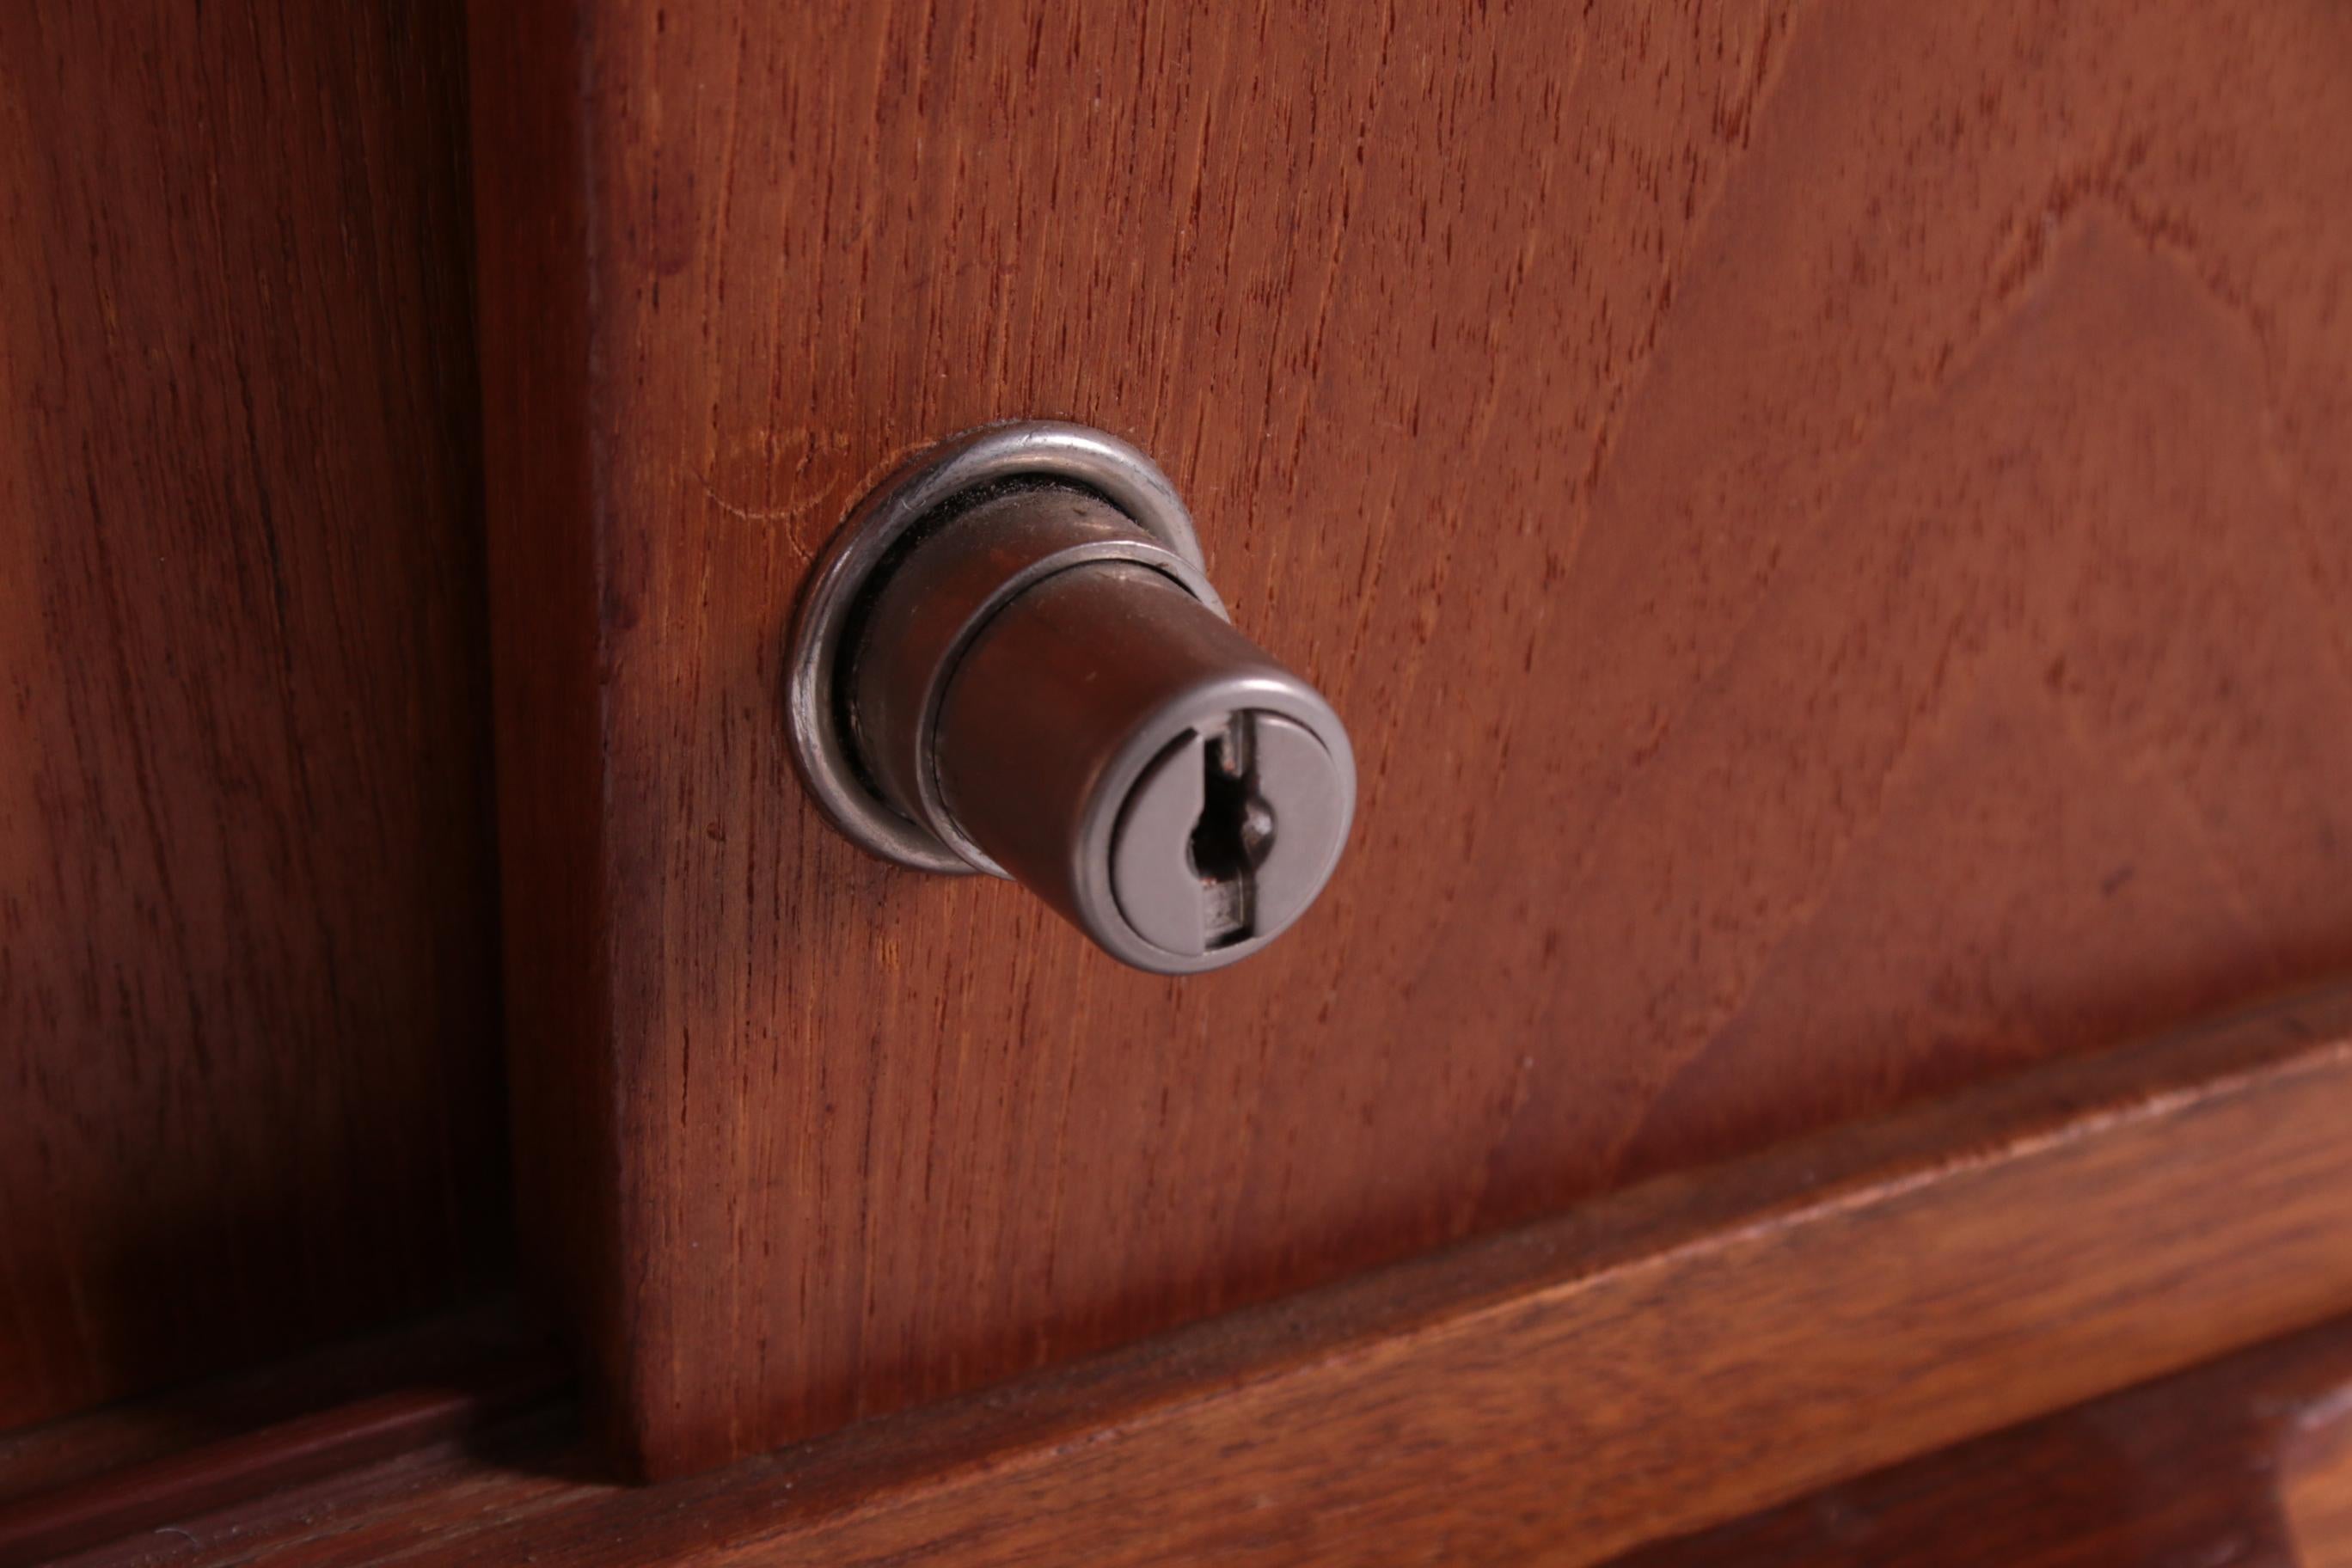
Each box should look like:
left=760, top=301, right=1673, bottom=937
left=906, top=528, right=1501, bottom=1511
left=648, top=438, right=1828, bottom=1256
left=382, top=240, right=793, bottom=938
left=2287, top=1405, right=2352, bottom=1568
left=0, top=3, right=505, bottom=1428
left=469, top=0, right=2352, bottom=1472
left=1609, top=1314, right=2352, bottom=1568
left=52, top=988, right=2352, bottom=1565
left=0, top=1305, right=560, bottom=1568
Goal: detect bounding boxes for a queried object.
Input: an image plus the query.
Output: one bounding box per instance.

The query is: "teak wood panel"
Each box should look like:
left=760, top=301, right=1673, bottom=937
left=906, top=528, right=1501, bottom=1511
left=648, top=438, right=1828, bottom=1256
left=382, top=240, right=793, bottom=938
left=0, top=3, right=505, bottom=1428
left=469, top=0, right=2352, bottom=1472
left=46, top=989, right=2352, bottom=1565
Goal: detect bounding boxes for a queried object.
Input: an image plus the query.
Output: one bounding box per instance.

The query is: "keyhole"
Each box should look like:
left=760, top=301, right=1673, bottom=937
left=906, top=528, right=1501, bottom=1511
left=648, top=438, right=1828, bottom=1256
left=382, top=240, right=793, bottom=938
left=1189, top=718, right=1277, bottom=948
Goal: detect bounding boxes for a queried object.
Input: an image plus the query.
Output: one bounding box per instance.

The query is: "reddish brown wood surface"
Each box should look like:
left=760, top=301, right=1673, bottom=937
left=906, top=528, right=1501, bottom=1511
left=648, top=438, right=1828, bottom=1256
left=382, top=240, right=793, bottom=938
left=0, top=1305, right=560, bottom=1568
left=55, top=989, right=2352, bottom=1564
left=0, top=3, right=505, bottom=1429
left=2288, top=1413, right=2352, bottom=1568
left=1609, top=1314, right=2352, bottom=1568
left=470, top=0, right=2352, bottom=1474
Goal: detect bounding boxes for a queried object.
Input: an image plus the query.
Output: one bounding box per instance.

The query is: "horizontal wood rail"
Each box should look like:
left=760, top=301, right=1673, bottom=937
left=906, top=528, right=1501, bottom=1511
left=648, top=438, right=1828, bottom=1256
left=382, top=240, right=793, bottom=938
left=1614, top=1311, right=2352, bottom=1565
left=0, top=1307, right=560, bottom=1568
left=45, top=984, right=2352, bottom=1565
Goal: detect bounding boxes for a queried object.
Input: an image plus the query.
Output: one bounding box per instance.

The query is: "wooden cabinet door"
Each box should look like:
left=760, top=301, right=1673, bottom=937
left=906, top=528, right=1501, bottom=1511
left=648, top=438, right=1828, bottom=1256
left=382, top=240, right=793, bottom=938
left=469, top=0, right=2352, bottom=1478
left=9, top=3, right=2352, bottom=1559
left=0, top=1, right=503, bottom=1431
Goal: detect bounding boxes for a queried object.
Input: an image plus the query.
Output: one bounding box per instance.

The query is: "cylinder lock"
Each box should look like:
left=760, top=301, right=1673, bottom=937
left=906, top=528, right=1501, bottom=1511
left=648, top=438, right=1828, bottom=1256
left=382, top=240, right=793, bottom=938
left=785, top=422, right=1354, bottom=974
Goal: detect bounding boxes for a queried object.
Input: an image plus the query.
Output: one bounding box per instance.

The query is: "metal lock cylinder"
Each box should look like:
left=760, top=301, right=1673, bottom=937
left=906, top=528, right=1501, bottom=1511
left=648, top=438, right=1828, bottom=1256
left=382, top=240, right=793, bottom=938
left=786, top=423, right=1354, bottom=974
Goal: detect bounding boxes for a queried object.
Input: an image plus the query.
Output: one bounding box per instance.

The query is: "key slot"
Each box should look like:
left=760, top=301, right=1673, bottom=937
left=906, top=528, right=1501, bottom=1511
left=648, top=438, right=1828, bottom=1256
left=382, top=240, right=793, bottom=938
left=1189, top=716, right=1274, bottom=949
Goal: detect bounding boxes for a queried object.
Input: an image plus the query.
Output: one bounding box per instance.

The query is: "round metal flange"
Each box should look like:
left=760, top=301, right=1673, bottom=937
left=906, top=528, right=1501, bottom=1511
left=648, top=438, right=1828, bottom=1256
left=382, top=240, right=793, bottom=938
left=786, top=421, right=1221, bottom=873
